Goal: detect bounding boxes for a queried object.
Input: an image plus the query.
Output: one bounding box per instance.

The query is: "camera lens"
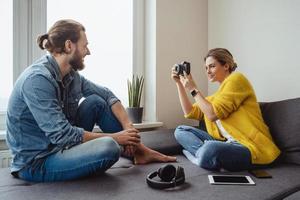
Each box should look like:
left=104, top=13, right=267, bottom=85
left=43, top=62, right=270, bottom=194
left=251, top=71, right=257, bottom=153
left=174, top=61, right=190, bottom=75
left=174, top=64, right=183, bottom=75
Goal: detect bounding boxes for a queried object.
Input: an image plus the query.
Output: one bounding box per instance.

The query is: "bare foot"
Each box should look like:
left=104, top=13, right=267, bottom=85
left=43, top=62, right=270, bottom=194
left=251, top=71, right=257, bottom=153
left=133, top=144, right=177, bottom=165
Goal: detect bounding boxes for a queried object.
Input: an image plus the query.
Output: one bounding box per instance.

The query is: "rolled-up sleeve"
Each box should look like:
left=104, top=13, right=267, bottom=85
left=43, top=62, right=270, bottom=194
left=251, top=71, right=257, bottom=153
left=209, top=74, right=251, bottom=119
left=80, top=75, right=120, bottom=106
left=184, top=103, right=204, bottom=120
left=22, top=74, right=84, bottom=147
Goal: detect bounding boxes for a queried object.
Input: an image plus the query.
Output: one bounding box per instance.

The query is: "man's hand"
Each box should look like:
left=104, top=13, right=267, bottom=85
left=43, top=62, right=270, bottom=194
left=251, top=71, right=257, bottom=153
left=111, top=129, right=140, bottom=146
left=123, top=145, right=137, bottom=157
left=122, top=126, right=139, bottom=157
left=123, top=123, right=135, bottom=130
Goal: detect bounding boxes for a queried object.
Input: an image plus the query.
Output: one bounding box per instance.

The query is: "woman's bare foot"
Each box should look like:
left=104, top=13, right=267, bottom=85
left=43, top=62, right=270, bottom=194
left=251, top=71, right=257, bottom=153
left=133, top=144, right=177, bottom=165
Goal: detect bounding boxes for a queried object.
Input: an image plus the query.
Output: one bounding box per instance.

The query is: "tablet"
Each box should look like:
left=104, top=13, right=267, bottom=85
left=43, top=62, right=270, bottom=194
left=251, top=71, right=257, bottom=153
left=208, top=175, right=255, bottom=185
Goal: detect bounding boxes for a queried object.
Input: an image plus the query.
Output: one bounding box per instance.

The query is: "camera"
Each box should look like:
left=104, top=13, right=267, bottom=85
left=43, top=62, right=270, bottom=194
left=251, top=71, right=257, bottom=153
left=174, top=61, right=191, bottom=76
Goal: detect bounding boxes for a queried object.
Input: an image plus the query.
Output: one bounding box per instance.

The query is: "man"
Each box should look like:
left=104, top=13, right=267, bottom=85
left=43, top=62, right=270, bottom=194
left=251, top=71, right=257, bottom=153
left=6, top=19, right=176, bottom=182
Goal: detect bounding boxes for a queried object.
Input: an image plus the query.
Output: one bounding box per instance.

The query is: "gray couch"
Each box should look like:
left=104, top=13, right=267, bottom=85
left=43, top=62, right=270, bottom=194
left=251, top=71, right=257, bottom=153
left=0, top=98, right=300, bottom=200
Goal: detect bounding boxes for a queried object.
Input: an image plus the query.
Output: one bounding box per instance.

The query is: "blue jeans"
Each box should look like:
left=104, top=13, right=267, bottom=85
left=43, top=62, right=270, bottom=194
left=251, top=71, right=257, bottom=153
left=18, top=95, right=123, bottom=182
left=174, top=125, right=252, bottom=171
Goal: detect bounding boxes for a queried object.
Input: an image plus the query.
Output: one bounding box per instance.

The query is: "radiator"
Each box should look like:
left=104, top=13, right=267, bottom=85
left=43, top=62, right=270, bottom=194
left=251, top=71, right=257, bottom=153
left=0, top=150, right=12, bottom=168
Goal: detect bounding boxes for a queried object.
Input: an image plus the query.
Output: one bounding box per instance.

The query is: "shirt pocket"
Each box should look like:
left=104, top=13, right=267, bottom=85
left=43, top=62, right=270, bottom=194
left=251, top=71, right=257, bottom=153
left=67, top=93, right=82, bottom=123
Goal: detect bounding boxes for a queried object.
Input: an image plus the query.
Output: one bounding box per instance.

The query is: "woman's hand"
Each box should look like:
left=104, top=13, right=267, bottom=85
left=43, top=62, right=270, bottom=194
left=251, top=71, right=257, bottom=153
left=180, top=71, right=198, bottom=91
left=171, top=66, right=181, bottom=83
left=171, top=68, right=194, bottom=116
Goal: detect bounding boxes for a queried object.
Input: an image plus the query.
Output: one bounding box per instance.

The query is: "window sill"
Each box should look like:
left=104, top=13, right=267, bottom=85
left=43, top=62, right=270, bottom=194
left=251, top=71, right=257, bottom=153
left=132, top=121, right=163, bottom=129
left=93, top=121, right=164, bottom=132
left=0, top=130, right=6, bottom=140
left=0, top=122, right=164, bottom=141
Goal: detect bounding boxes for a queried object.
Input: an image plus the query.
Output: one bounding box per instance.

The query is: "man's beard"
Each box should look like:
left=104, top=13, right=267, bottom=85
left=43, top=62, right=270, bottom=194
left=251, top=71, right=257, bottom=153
left=69, top=49, right=85, bottom=71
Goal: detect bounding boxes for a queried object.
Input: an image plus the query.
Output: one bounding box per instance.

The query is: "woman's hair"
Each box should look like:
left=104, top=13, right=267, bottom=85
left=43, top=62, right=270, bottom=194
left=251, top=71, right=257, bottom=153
left=37, top=19, right=85, bottom=54
left=204, top=48, right=238, bottom=73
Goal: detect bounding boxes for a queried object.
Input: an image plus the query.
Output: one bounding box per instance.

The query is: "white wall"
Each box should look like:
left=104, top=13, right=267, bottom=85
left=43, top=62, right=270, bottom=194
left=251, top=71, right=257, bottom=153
left=144, top=0, right=208, bottom=129
left=208, top=0, right=300, bottom=102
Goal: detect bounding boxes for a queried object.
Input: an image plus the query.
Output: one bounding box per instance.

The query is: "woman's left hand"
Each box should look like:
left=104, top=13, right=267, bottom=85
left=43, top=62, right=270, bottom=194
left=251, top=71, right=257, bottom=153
left=180, top=71, right=198, bottom=91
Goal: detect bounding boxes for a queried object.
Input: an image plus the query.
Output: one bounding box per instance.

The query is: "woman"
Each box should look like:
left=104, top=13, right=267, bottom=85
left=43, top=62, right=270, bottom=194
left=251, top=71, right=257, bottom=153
left=172, top=48, right=280, bottom=171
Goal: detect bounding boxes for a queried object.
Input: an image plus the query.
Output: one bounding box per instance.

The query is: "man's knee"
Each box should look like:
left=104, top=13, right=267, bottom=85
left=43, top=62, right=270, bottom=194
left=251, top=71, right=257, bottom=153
left=83, top=94, right=107, bottom=108
left=91, top=137, right=121, bottom=161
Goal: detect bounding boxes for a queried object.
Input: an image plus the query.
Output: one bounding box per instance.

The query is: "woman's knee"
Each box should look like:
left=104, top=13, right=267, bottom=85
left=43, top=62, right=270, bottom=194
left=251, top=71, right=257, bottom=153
left=174, top=125, right=191, bottom=141
left=196, top=142, right=221, bottom=170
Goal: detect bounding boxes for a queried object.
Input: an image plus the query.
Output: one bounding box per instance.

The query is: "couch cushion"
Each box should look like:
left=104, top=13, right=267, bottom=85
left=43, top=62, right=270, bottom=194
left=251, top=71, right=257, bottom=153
left=140, top=129, right=182, bottom=155
left=285, top=190, right=300, bottom=200
left=260, top=97, right=300, bottom=165
left=1, top=156, right=299, bottom=200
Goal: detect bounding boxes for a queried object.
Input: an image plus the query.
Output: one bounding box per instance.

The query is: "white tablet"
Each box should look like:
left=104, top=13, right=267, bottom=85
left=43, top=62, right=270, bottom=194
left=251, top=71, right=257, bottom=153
left=208, top=175, right=255, bottom=185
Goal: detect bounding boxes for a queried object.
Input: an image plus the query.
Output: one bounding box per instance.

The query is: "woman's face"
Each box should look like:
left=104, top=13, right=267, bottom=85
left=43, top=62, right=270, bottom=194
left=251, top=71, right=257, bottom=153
left=205, top=56, right=230, bottom=83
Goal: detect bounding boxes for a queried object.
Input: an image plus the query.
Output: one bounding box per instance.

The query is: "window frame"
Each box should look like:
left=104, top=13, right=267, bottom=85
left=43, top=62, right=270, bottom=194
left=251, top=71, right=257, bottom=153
left=0, top=0, right=46, bottom=130
left=0, top=0, right=145, bottom=130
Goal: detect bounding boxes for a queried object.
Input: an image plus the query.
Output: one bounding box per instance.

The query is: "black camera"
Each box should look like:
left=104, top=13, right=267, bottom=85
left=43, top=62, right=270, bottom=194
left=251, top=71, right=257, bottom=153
left=174, top=61, right=191, bottom=76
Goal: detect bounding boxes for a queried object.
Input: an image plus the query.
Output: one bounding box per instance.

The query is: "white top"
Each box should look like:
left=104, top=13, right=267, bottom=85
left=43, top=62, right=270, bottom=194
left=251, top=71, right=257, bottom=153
left=215, top=120, right=236, bottom=143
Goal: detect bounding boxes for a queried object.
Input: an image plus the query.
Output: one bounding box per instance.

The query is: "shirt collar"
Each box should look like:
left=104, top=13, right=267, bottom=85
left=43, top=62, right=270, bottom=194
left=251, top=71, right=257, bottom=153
left=46, top=54, right=74, bottom=86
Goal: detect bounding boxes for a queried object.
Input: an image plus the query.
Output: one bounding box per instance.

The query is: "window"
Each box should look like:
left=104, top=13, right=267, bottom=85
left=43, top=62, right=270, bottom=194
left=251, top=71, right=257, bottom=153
left=0, top=1, right=13, bottom=130
left=0, top=0, right=144, bottom=132
left=0, top=1, right=13, bottom=113
left=47, top=0, right=133, bottom=106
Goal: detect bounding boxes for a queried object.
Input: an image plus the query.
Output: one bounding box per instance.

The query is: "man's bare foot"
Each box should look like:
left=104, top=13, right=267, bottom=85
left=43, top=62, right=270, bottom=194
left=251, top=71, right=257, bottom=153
left=133, top=144, right=177, bottom=165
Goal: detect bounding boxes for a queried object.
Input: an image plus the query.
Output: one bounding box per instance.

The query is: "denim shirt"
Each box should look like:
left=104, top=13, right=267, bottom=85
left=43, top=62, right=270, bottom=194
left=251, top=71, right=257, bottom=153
left=6, top=54, right=120, bottom=172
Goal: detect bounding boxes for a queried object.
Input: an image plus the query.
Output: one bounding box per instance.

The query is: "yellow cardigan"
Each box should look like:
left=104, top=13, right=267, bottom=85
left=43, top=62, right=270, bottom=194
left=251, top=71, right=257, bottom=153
left=185, top=72, right=280, bottom=164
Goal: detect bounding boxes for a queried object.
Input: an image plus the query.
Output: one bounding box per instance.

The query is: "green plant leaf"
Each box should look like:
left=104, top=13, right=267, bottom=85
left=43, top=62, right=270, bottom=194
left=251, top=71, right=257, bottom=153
left=127, top=74, right=144, bottom=107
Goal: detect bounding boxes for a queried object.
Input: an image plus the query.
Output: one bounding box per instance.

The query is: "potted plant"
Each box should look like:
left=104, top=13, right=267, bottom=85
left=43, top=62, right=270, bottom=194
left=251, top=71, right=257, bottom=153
left=126, top=75, right=144, bottom=123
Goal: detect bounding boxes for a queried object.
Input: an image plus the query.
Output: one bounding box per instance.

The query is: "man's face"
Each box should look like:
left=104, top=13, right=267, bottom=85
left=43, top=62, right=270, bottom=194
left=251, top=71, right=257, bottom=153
left=69, top=31, right=90, bottom=71
left=69, top=47, right=84, bottom=71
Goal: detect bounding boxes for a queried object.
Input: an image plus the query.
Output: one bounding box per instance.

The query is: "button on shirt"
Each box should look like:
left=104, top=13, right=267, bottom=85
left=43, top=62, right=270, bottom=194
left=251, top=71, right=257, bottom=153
left=6, top=54, right=120, bottom=172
